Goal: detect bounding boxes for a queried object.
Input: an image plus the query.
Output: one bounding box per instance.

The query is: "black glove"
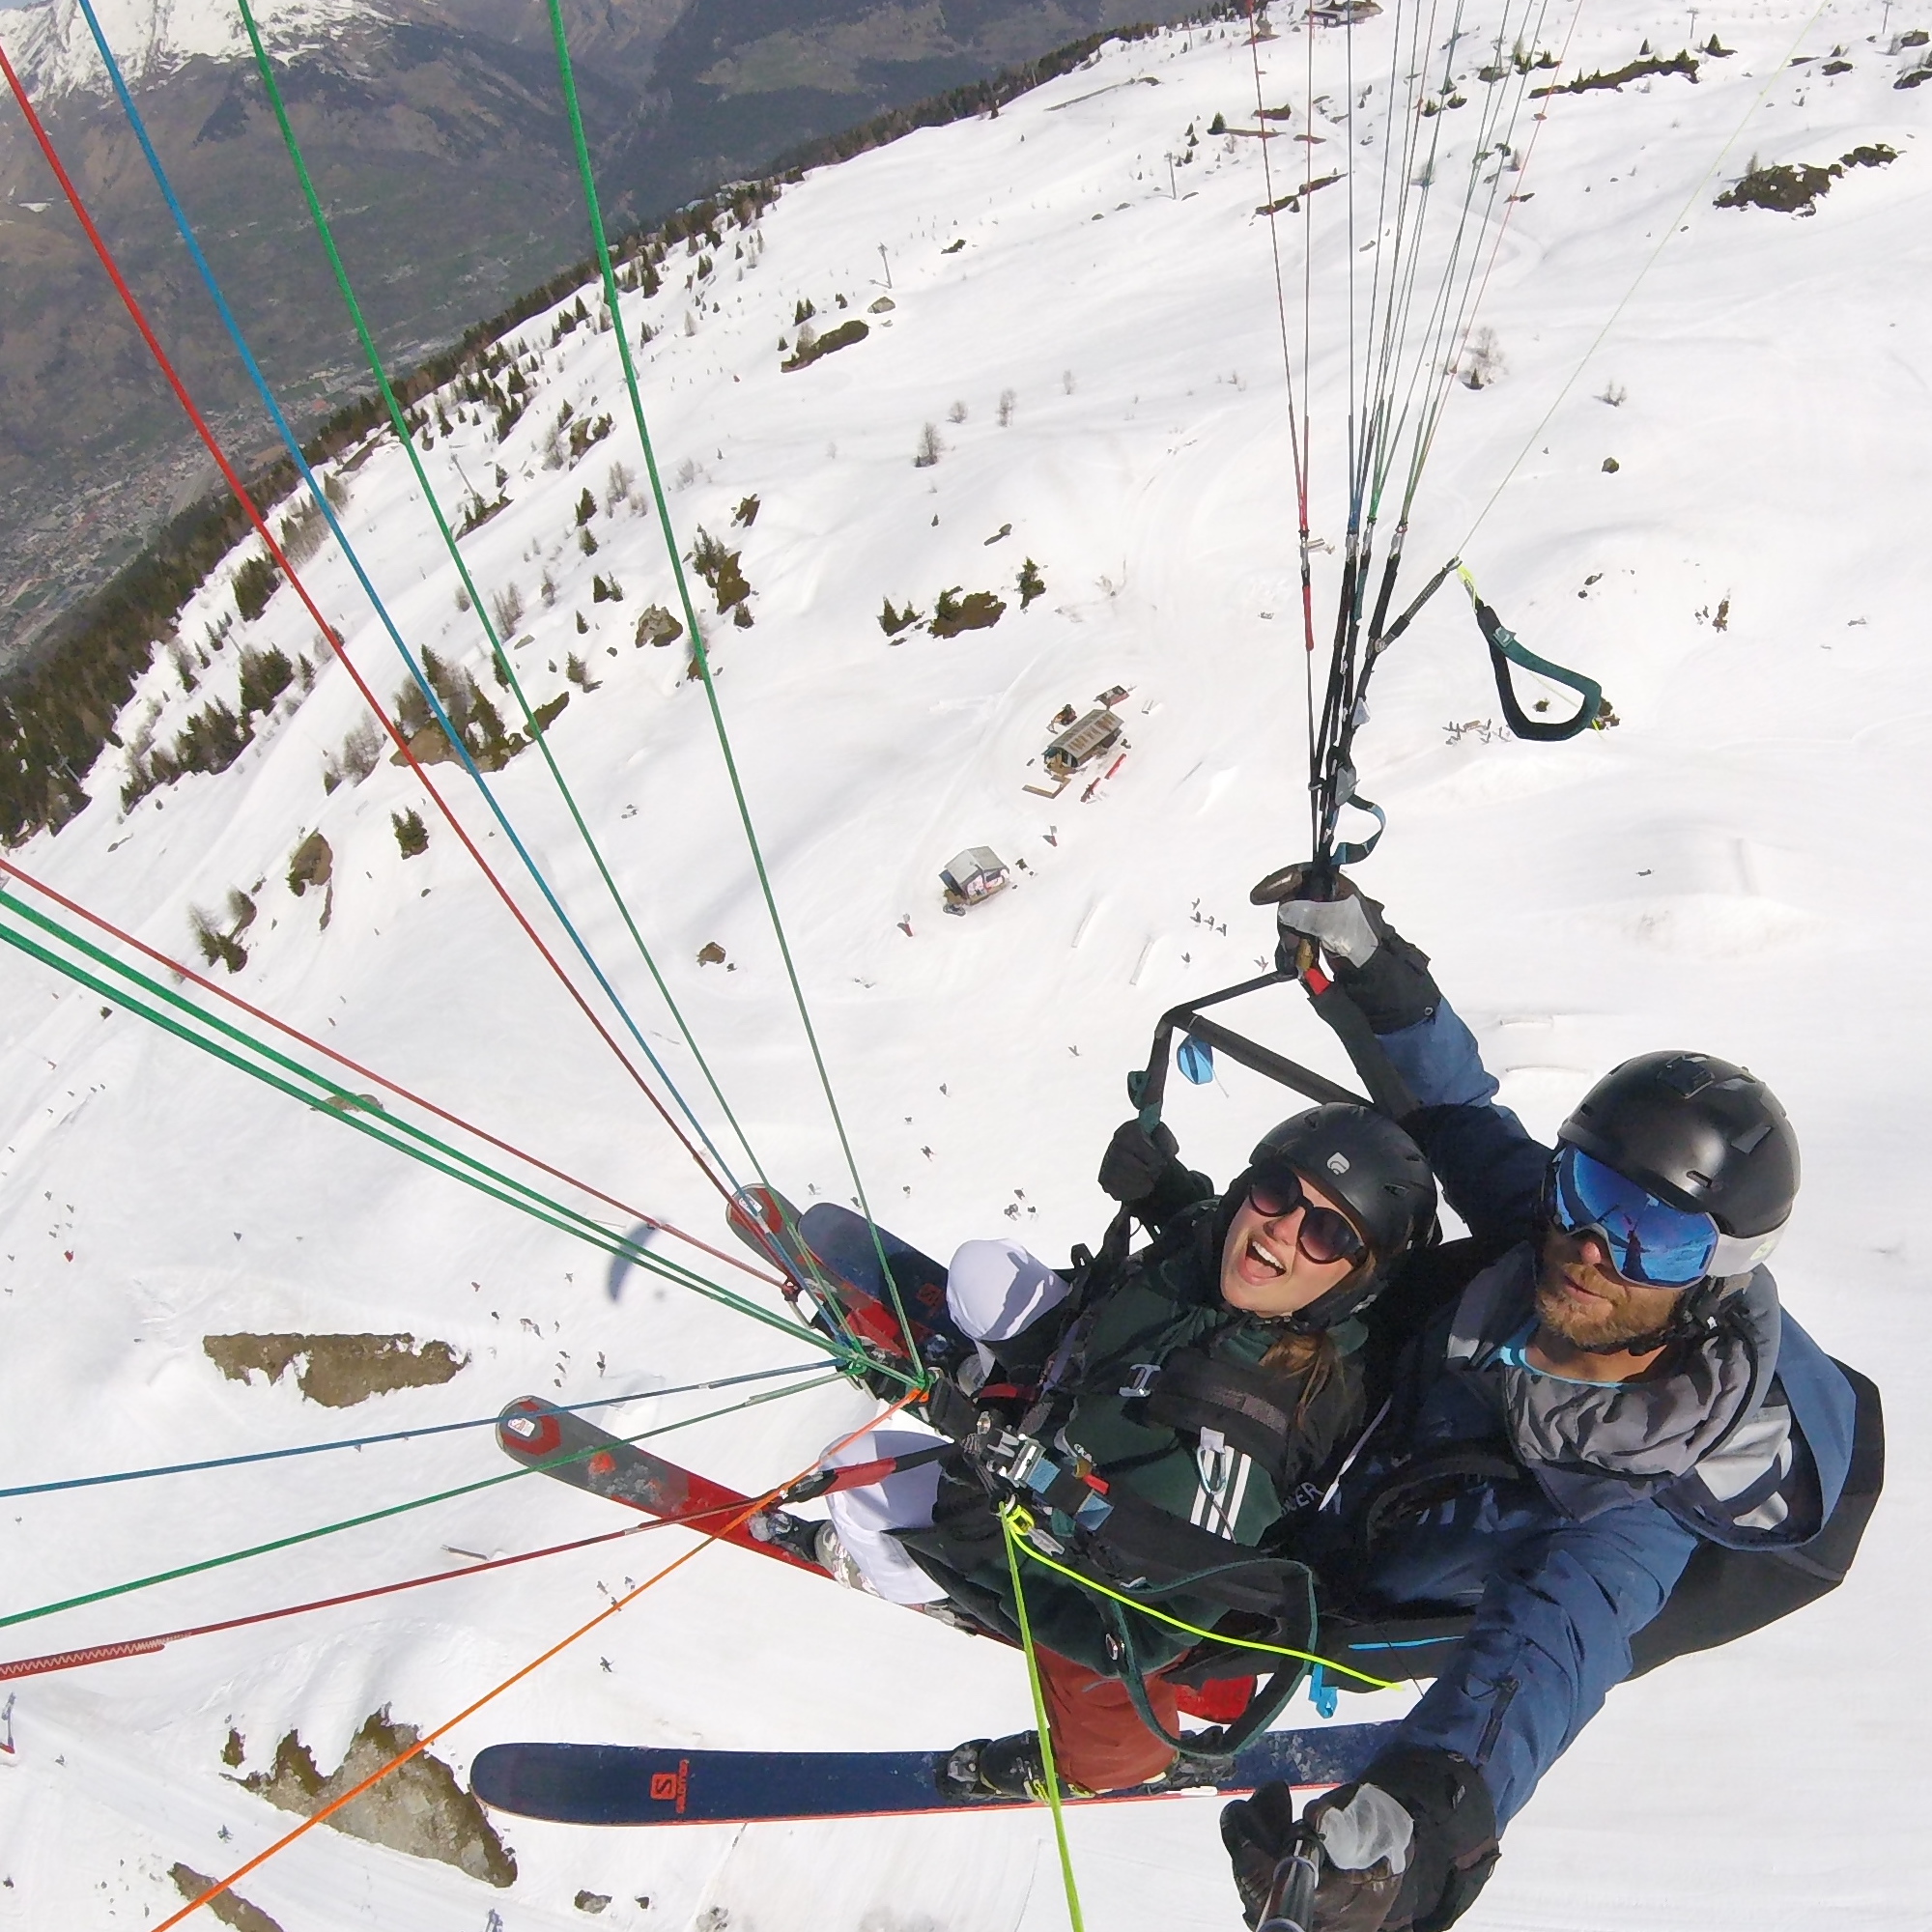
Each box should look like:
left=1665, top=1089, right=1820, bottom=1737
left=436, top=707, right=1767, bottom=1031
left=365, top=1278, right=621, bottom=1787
left=1221, top=1771, right=1302, bottom=1928
left=1264, top=869, right=1441, bottom=1037
left=1097, top=1117, right=1180, bottom=1206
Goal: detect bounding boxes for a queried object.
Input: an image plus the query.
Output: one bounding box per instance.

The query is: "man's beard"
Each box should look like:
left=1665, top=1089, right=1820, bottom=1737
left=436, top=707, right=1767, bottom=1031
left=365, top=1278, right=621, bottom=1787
left=1535, top=1234, right=1686, bottom=1350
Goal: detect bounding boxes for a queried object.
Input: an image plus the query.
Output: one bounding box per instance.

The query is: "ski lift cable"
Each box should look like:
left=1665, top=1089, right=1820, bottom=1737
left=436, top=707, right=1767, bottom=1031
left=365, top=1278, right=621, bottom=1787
left=0, top=46, right=732, bottom=1206
left=69, top=2, right=749, bottom=1202
left=155, top=1393, right=919, bottom=1932
left=546, top=0, right=927, bottom=1383
left=0, top=1372, right=847, bottom=1638
left=1459, top=0, right=1834, bottom=551
left=223, top=0, right=795, bottom=1218
left=0, top=855, right=785, bottom=1297
left=0, top=895, right=887, bottom=1375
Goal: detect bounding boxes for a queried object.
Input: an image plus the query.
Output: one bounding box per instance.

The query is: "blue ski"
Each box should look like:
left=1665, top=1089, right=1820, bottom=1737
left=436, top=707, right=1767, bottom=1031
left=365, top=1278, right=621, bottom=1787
left=469, top=1723, right=1393, bottom=1827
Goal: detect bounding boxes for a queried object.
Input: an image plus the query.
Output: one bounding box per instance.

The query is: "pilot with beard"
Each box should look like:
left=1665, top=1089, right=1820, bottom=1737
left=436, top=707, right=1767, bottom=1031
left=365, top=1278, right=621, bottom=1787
left=1218, top=875, right=1882, bottom=1932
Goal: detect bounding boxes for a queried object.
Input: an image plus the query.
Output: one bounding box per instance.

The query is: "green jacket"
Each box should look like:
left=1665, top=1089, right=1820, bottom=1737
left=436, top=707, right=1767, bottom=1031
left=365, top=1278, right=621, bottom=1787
left=901, top=1205, right=1364, bottom=1676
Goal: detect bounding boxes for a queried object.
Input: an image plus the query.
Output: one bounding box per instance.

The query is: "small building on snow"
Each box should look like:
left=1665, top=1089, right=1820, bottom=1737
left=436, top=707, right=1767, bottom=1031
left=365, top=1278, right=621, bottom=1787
left=1043, top=707, right=1123, bottom=781
left=940, top=847, right=1010, bottom=914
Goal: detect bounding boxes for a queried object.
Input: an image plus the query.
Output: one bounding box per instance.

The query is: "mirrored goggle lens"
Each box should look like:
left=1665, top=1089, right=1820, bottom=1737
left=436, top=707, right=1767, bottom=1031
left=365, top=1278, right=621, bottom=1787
left=1551, top=1146, right=1719, bottom=1287
left=1247, top=1172, right=1365, bottom=1265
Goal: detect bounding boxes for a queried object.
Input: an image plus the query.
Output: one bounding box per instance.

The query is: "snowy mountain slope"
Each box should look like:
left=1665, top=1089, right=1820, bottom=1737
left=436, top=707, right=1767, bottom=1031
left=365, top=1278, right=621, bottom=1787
left=2, top=0, right=379, bottom=97
left=0, top=9, right=1928, bottom=1929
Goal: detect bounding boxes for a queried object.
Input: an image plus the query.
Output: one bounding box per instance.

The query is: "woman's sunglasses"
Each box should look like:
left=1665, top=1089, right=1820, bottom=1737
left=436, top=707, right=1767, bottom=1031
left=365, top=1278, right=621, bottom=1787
left=1244, top=1171, right=1366, bottom=1266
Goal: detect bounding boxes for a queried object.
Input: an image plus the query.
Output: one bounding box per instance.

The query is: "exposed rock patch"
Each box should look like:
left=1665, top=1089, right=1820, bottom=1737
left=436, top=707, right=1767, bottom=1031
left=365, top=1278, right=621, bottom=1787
left=168, top=1865, right=284, bottom=1932
left=239, top=1710, right=514, bottom=1888
left=203, top=1333, right=467, bottom=1407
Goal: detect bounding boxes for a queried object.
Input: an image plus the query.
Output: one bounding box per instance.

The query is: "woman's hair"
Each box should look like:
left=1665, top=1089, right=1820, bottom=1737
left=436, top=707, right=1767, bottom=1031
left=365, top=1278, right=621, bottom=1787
left=1261, top=1325, right=1342, bottom=1424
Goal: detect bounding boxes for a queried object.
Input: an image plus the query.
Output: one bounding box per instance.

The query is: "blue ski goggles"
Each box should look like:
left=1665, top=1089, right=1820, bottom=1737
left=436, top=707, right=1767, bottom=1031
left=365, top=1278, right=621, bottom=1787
left=1547, top=1145, right=1723, bottom=1289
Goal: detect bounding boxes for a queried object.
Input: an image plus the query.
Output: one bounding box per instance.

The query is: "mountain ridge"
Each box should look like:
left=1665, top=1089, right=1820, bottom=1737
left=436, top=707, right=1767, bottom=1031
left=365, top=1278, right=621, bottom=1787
left=0, top=0, right=1188, bottom=667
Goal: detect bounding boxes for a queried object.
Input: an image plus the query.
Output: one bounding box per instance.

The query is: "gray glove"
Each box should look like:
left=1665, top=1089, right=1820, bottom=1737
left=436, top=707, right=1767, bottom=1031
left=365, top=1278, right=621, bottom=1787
left=1223, top=1780, right=1407, bottom=1932
left=1263, top=866, right=1391, bottom=966
left=1260, top=869, right=1441, bottom=1036
left=1308, top=1780, right=1415, bottom=1873
left=1275, top=887, right=1385, bottom=967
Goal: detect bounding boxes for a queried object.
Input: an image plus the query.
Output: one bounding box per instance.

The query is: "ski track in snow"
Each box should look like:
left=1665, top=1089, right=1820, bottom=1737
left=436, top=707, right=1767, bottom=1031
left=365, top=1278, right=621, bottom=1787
left=0, top=8, right=1928, bottom=1926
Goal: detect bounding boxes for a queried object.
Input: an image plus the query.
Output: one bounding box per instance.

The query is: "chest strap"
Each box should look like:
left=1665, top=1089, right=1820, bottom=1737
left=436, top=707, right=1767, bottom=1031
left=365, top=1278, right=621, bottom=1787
left=1137, top=1348, right=1306, bottom=1490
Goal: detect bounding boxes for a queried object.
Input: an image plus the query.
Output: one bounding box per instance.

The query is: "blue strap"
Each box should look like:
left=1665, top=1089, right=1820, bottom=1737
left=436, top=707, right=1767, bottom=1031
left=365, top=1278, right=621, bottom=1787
left=1309, top=1663, right=1339, bottom=1719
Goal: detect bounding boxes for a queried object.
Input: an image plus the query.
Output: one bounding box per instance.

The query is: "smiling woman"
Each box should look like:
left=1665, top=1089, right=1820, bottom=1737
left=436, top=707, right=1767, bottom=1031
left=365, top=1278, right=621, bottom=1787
left=777, top=1103, right=1438, bottom=1803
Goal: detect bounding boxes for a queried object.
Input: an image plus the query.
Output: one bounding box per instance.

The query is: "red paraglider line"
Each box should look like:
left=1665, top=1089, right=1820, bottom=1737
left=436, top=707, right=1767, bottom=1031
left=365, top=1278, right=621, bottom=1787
left=0, top=42, right=729, bottom=1198
left=0, top=855, right=781, bottom=1288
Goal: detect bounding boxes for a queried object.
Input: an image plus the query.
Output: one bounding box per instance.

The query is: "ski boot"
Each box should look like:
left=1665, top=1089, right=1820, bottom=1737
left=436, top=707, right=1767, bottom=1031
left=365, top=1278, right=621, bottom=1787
left=937, top=1731, right=1094, bottom=1803
left=746, top=1510, right=883, bottom=1595
left=938, top=1731, right=1230, bottom=1804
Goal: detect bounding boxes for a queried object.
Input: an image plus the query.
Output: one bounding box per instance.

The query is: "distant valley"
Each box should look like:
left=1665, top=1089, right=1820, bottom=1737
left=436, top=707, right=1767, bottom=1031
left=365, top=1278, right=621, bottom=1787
left=0, top=0, right=1189, bottom=669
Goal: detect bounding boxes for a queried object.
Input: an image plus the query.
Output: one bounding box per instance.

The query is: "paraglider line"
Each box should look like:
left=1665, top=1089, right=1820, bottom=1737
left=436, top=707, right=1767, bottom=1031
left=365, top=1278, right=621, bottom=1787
left=0, top=37, right=730, bottom=1202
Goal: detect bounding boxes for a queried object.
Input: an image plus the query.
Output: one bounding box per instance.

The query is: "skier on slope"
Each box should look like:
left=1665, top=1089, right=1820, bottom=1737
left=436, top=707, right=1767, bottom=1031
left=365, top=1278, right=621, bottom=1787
left=1215, top=876, right=1884, bottom=1931
left=804, top=1100, right=1438, bottom=1798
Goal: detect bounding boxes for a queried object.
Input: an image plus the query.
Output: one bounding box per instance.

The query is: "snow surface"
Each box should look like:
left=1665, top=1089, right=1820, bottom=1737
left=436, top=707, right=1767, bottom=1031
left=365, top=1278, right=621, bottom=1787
left=1, top=8, right=1928, bottom=1928
left=0, top=0, right=383, bottom=98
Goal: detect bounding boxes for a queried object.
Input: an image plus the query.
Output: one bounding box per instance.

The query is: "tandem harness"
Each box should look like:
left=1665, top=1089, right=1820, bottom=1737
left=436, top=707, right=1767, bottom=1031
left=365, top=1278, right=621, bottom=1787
left=939, top=1208, right=1346, bottom=1758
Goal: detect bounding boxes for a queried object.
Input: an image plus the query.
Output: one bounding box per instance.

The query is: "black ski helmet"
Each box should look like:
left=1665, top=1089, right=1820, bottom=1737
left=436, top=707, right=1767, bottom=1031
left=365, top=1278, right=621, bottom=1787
left=1239, top=1102, right=1437, bottom=1329
left=1558, top=1051, right=1798, bottom=1257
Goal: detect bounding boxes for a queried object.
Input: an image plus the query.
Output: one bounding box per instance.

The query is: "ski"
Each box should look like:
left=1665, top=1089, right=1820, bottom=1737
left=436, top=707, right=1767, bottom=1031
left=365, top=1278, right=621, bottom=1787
left=725, top=1186, right=969, bottom=1371
left=495, top=1398, right=817, bottom=1574
left=469, top=1721, right=1393, bottom=1827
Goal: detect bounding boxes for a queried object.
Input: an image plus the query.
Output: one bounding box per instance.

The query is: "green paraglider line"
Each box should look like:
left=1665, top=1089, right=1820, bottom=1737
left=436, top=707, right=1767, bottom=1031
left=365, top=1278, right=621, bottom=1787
left=228, top=0, right=829, bottom=1328
left=0, top=34, right=735, bottom=1203
left=0, top=852, right=778, bottom=1293
left=0, top=888, right=916, bottom=1388
left=544, top=0, right=929, bottom=1383
left=72, top=0, right=753, bottom=1198
left=1002, top=1507, right=1088, bottom=1932
left=0, top=1373, right=841, bottom=1633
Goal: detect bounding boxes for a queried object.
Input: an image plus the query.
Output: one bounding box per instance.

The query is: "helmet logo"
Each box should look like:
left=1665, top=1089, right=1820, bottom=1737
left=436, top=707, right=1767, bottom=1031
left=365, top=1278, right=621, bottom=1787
left=1325, top=1152, right=1350, bottom=1176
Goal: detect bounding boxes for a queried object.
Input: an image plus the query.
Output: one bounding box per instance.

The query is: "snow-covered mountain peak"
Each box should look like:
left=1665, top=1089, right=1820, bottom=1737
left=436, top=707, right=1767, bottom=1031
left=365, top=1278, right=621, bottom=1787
left=0, top=0, right=385, bottom=99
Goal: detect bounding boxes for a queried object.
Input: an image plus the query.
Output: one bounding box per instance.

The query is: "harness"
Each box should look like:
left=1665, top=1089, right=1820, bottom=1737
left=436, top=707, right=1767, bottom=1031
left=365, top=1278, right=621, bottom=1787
left=937, top=1204, right=1346, bottom=1757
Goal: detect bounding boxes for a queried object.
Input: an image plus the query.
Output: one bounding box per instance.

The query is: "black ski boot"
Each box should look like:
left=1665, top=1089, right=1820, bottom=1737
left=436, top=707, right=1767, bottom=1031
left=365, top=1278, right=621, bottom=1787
left=937, top=1731, right=1094, bottom=1803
